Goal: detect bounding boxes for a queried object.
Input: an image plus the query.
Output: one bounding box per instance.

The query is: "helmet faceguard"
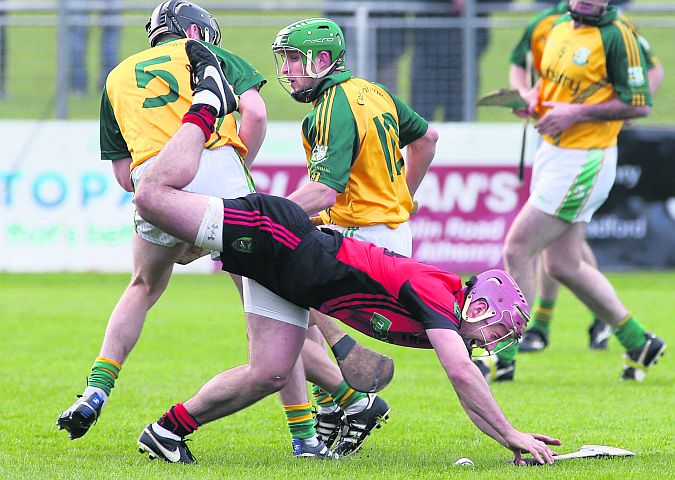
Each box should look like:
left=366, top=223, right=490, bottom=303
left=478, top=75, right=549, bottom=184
left=568, top=0, right=610, bottom=26
left=146, top=1, right=221, bottom=47
left=272, top=18, right=346, bottom=103
left=459, top=269, right=530, bottom=356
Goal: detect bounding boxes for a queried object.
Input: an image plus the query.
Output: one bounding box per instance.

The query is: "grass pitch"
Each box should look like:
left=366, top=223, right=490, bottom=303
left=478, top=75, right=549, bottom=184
left=0, top=271, right=672, bottom=479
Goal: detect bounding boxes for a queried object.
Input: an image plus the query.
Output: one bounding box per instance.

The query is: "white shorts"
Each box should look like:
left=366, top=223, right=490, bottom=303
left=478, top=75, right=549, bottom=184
left=132, top=146, right=253, bottom=246
left=132, top=147, right=309, bottom=329
left=323, top=221, right=412, bottom=256
left=529, top=142, right=617, bottom=223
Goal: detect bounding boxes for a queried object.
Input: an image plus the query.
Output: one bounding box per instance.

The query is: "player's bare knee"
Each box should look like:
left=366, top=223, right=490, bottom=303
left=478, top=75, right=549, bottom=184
left=249, top=367, right=290, bottom=394
left=134, top=186, right=161, bottom=223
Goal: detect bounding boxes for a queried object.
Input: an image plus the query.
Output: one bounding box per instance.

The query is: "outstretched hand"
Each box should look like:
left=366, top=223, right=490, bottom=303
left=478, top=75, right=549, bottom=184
left=508, top=431, right=560, bottom=466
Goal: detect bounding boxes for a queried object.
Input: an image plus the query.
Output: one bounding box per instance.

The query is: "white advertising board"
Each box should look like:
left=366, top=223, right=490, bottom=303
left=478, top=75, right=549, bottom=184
left=0, top=121, right=535, bottom=272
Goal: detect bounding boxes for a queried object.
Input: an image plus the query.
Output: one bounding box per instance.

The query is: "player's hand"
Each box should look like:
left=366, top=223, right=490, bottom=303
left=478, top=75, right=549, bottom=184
left=535, top=102, right=582, bottom=136
left=175, top=245, right=210, bottom=265
left=506, top=431, right=558, bottom=465
left=511, top=88, right=538, bottom=119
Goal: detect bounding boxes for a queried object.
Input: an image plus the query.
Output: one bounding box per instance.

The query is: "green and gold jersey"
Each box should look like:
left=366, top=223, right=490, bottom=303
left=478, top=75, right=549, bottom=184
left=511, top=2, right=658, bottom=76
left=100, top=38, right=265, bottom=170
left=301, top=71, right=428, bottom=228
left=538, top=8, right=652, bottom=149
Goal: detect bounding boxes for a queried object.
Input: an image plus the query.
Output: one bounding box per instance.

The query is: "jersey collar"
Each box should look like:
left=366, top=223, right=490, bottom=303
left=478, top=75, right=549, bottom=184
left=312, top=70, right=353, bottom=101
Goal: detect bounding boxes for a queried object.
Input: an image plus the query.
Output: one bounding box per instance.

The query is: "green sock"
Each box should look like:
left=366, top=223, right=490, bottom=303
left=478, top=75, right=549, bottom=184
left=496, top=342, right=518, bottom=364
left=531, top=298, right=555, bottom=334
left=283, top=402, right=315, bottom=440
left=614, top=316, right=647, bottom=352
left=311, top=384, right=337, bottom=410
left=331, top=381, right=367, bottom=409
left=87, top=356, right=121, bottom=396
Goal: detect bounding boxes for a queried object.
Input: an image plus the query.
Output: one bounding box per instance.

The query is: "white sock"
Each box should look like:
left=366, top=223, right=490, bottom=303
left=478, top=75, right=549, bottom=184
left=343, top=396, right=369, bottom=416
left=151, top=422, right=181, bottom=441
left=193, top=90, right=221, bottom=113
left=82, top=386, right=108, bottom=408
left=303, top=436, right=319, bottom=447
left=317, top=404, right=340, bottom=415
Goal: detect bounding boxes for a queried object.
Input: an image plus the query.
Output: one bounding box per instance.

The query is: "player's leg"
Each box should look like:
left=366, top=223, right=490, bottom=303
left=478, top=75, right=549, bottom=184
left=299, top=324, right=345, bottom=447
left=581, top=240, right=612, bottom=349
left=278, top=354, right=339, bottom=459
left=543, top=226, right=666, bottom=381
left=56, top=224, right=189, bottom=439
left=519, top=258, right=560, bottom=352
left=138, top=312, right=309, bottom=463
left=239, top=279, right=337, bottom=459
left=474, top=204, right=569, bottom=381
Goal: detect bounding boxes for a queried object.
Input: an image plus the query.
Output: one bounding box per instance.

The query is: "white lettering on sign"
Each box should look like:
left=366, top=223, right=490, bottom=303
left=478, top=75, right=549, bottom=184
left=414, top=241, right=503, bottom=266
left=416, top=171, right=520, bottom=214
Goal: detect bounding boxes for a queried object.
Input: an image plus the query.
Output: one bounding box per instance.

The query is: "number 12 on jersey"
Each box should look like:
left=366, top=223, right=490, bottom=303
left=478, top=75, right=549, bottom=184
left=373, top=113, right=404, bottom=182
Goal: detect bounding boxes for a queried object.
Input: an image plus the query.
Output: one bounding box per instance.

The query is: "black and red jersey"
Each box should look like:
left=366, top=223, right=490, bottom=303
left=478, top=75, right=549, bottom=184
left=219, top=193, right=465, bottom=348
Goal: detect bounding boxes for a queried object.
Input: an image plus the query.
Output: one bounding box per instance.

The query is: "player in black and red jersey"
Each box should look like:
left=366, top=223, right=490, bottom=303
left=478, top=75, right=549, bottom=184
left=130, top=39, right=560, bottom=466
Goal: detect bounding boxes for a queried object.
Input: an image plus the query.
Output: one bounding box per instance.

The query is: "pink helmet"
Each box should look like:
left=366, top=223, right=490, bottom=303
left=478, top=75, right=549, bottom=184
left=459, top=269, right=530, bottom=354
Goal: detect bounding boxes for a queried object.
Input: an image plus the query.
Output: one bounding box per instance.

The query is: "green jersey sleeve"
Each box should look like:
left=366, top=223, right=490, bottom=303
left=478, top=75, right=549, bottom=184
left=99, top=84, right=131, bottom=161
left=376, top=83, right=428, bottom=148
left=207, top=44, right=266, bottom=95
left=302, top=86, right=358, bottom=193
left=602, top=23, right=652, bottom=106
left=510, top=24, right=535, bottom=68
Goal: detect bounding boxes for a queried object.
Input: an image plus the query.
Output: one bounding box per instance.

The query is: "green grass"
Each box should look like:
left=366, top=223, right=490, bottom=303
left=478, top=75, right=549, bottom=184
left=0, top=272, right=672, bottom=479
left=0, top=6, right=673, bottom=123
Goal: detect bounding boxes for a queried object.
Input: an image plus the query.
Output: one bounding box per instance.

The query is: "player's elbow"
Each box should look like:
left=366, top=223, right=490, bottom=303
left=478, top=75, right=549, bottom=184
left=407, top=125, right=438, bottom=158
left=415, top=125, right=439, bottom=149
left=239, top=90, right=268, bottom=125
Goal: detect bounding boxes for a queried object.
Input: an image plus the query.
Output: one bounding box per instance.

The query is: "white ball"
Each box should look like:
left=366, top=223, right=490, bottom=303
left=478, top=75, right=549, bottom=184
left=454, top=457, right=475, bottom=466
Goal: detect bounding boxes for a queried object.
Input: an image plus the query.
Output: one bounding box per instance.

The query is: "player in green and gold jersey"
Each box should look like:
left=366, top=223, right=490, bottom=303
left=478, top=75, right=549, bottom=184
left=505, top=1, right=664, bottom=357
left=491, top=0, right=666, bottom=383
left=272, top=18, right=439, bottom=455
left=58, top=2, right=338, bottom=459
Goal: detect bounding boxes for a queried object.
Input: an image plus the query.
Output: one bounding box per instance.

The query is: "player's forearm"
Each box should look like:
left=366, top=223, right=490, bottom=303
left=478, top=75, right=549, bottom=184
left=509, top=65, right=528, bottom=95
left=575, top=99, right=650, bottom=122
left=460, top=399, right=509, bottom=447
left=237, top=89, right=267, bottom=167
left=405, top=126, right=438, bottom=197
left=448, top=363, right=518, bottom=445
left=287, top=181, right=337, bottom=216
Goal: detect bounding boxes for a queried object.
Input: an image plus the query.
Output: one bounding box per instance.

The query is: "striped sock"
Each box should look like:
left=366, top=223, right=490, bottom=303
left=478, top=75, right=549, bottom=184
left=157, top=403, right=200, bottom=438
left=87, top=356, right=121, bottom=396
left=284, top=402, right=316, bottom=440
left=614, top=315, right=647, bottom=352
left=312, top=385, right=338, bottom=413
left=531, top=298, right=555, bottom=334
left=331, top=381, right=367, bottom=410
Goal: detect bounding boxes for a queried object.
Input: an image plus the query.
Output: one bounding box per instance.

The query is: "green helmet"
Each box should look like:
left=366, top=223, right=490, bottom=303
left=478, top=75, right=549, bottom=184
left=272, top=18, right=346, bottom=103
